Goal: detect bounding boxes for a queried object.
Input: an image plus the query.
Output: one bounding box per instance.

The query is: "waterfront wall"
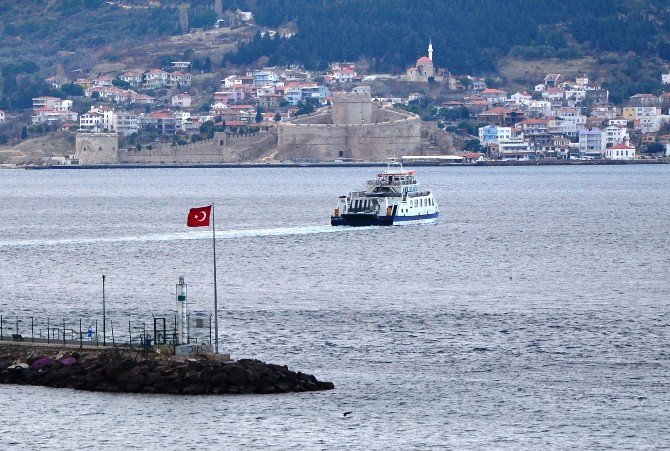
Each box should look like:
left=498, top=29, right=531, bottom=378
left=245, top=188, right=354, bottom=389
left=76, top=131, right=277, bottom=165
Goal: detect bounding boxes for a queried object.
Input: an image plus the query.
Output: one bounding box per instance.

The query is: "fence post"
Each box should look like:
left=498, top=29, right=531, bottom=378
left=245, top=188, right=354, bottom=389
left=79, top=319, right=82, bottom=348
left=111, top=320, right=115, bottom=347
left=31, top=317, right=34, bottom=343
left=128, top=320, right=132, bottom=348
left=209, top=314, right=212, bottom=345
left=47, top=317, right=50, bottom=344
left=95, top=319, right=98, bottom=347
left=62, top=318, right=66, bottom=345
left=15, top=317, right=19, bottom=336
left=1, top=315, right=3, bottom=341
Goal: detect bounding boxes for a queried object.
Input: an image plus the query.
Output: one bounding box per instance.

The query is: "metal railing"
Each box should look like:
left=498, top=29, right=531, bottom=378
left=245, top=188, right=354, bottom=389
left=0, top=312, right=213, bottom=349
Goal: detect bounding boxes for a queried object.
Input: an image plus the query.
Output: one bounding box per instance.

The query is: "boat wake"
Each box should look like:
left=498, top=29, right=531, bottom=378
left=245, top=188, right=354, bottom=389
left=0, top=225, right=355, bottom=248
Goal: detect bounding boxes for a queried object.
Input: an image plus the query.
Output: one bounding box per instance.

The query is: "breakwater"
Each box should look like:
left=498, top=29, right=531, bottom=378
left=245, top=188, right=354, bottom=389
left=0, top=344, right=334, bottom=395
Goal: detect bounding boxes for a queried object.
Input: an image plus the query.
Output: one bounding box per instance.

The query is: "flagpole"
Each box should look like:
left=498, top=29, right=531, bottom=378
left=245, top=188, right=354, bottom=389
left=212, top=204, right=219, bottom=354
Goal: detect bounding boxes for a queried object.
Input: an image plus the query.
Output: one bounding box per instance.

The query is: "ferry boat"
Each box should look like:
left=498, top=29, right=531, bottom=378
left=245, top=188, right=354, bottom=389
left=331, top=160, right=439, bottom=226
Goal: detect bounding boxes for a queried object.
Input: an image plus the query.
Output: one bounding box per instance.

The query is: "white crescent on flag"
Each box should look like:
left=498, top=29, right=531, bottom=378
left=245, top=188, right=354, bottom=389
left=187, top=205, right=212, bottom=227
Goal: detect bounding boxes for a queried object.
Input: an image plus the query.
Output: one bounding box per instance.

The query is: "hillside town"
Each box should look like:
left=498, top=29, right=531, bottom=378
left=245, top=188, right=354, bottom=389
left=1, top=34, right=670, bottom=165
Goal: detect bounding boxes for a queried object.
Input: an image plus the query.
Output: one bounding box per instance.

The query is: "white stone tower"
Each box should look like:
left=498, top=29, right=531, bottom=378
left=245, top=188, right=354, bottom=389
left=428, top=39, right=433, bottom=61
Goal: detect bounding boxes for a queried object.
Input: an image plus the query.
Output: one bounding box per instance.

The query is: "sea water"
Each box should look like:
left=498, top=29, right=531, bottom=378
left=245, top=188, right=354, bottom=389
left=0, top=165, right=668, bottom=449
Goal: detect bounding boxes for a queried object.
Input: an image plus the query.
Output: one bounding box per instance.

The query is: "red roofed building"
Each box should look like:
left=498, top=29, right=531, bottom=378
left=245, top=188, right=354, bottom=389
left=605, top=142, right=636, bottom=160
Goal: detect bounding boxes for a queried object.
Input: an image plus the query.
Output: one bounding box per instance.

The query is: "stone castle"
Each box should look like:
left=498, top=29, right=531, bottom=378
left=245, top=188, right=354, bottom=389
left=276, top=86, right=421, bottom=161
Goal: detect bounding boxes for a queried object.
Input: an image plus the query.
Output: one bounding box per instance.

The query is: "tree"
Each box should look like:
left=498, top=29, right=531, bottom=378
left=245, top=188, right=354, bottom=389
left=274, top=112, right=281, bottom=122
left=21, top=126, right=28, bottom=140
left=464, top=139, right=484, bottom=152
left=199, top=120, right=216, bottom=138
left=255, top=107, right=264, bottom=123
left=60, top=83, right=84, bottom=96
left=645, top=142, right=665, bottom=154
left=112, top=79, right=131, bottom=89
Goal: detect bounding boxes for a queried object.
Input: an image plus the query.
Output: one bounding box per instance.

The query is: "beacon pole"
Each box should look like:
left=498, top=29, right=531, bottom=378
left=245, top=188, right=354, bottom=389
left=212, top=204, right=219, bottom=354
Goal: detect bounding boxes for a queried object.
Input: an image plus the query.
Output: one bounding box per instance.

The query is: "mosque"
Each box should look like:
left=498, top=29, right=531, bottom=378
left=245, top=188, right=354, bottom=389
left=403, top=40, right=451, bottom=83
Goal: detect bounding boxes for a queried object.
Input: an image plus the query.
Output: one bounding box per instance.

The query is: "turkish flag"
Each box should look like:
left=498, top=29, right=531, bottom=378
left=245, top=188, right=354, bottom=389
left=187, top=205, right=212, bottom=227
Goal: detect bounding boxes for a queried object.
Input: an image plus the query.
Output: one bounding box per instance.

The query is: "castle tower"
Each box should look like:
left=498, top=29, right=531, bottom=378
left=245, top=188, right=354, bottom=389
left=428, top=39, right=433, bottom=61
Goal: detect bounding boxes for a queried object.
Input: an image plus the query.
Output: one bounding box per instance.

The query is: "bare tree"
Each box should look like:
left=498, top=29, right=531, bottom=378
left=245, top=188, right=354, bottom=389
left=214, top=0, right=223, bottom=16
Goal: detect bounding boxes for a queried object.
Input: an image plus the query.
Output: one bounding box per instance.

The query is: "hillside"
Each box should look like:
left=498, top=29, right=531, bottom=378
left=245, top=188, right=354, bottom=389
left=0, top=0, right=668, bottom=107
left=234, top=0, right=670, bottom=100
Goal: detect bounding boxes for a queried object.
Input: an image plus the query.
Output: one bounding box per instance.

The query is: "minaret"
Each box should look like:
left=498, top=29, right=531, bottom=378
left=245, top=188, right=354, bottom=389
left=428, top=39, right=433, bottom=61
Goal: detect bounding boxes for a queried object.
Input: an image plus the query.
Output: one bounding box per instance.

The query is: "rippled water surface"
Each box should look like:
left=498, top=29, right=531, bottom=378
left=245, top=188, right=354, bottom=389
left=0, top=165, right=669, bottom=449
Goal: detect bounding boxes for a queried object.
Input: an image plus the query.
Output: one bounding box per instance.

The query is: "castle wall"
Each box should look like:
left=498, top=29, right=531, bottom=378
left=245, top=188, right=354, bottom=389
left=75, top=133, right=120, bottom=164
left=76, top=131, right=277, bottom=165
left=292, top=111, right=332, bottom=125
left=277, top=108, right=421, bottom=161
left=120, top=132, right=276, bottom=164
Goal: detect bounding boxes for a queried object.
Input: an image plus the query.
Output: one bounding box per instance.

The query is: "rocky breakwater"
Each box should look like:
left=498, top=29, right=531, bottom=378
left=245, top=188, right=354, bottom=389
left=0, top=345, right=334, bottom=395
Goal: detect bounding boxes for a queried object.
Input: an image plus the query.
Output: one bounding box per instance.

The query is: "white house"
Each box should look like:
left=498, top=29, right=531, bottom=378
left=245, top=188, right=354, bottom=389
left=478, top=125, right=512, bottom=145
left=32, top=96, right=62, bottom=110
left=252, top=70, right=279, bottom=87
left=168, top=72, right=192, bottom=88
left=608, top=117, right=628, bottom=127
left=496, top=138, right=534, bottom=159
left=481, top=89, right=508, bottom=105
left=542, top=87, right=564, bottom=101
left=527, top=100, right=552, bottom=117
left=637, top=115, right=670, bottom=134
left=114, top=112, right=138, bottom=136
left=143, top=69, right=170, bottom=89
left=79, top=106, right=115, bottom=132
left=119, top=71, right=143, bottom=86
left=0, top=109, right=5, bottom=122
left=223, top=75, right=242, bottom=88
left=578, top=128, right=606, bottom=157
left=557, top=108, right=587, bottom=137
left=79, top=111, right=103, bottom=131
left=603, top=125, right=629, bottom=147
left=332, top=67, right=357, bottom=83
left=663, top=73, right=670, bottom=85
left=510, top=92, right=533, bottom=105
left=605, top=143, right=636, bottom=160
left=32, top=109, right=78, bottom=124
left=171, top=93, right=192, bottom=108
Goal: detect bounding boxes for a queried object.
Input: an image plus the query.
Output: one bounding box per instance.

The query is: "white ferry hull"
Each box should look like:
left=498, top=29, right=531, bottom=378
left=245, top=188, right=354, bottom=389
left=330, top=211, right=438, bottom=226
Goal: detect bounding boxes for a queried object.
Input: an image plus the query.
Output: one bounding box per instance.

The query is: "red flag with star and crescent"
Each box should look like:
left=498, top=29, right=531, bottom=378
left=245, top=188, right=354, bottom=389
left=187, top=205, right=212, bottom=227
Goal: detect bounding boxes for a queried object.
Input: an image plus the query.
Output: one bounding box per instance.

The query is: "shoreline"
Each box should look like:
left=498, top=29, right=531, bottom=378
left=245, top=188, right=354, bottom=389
left=19, top=158, right=670, bottom=170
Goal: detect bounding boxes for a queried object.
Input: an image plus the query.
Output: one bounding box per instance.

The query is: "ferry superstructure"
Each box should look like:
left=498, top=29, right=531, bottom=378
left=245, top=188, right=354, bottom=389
left=331, top=161, right=439, bottom=226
